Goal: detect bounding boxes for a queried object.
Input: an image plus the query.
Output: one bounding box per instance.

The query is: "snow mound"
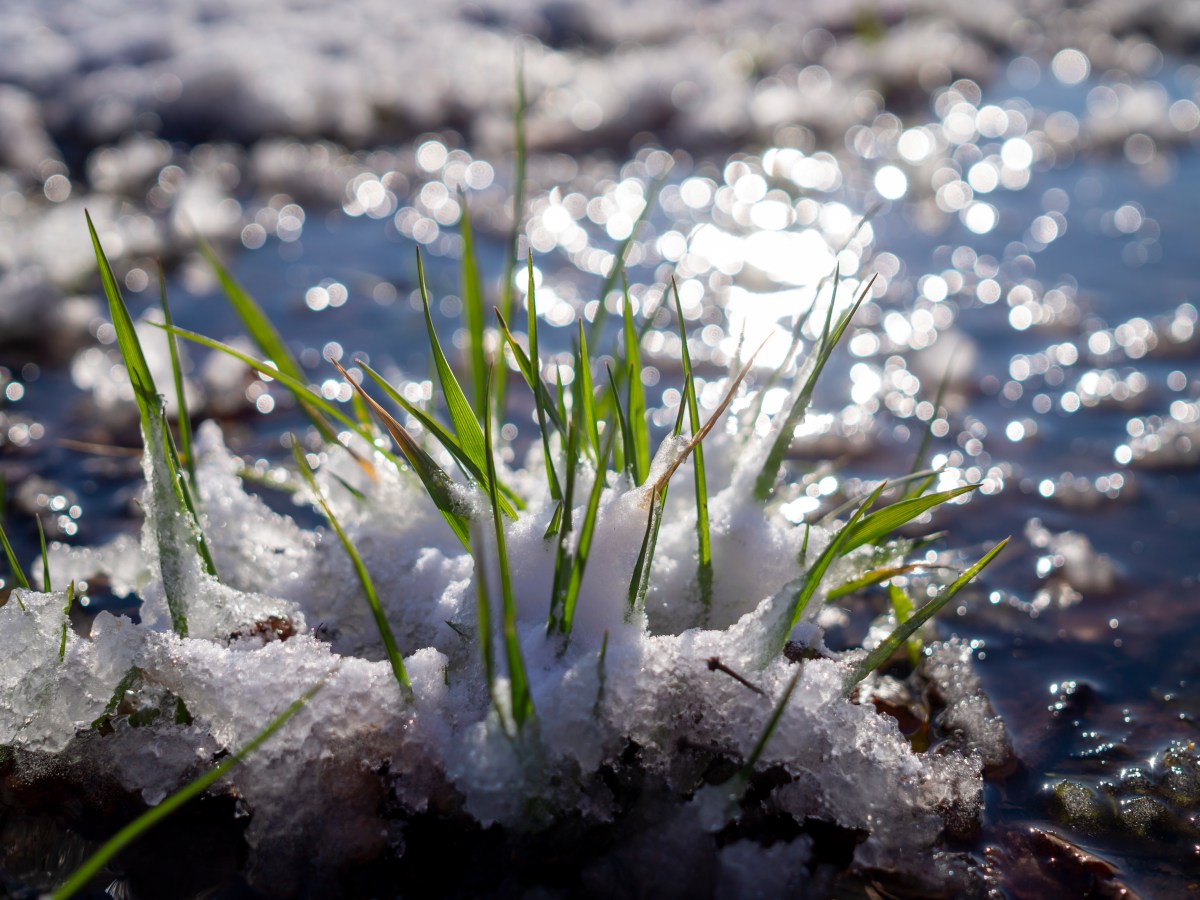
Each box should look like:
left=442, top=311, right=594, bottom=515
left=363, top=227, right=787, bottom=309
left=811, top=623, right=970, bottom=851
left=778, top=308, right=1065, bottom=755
left=9, top=422, right=996, bottom=893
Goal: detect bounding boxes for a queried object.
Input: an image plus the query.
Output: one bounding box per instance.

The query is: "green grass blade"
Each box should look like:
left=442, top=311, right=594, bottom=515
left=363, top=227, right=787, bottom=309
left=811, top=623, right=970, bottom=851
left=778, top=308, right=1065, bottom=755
left=524, top=254, right=561, bottom=497
left=458, top=191, right=489, bottom=414
left=574, top=322, right=601, bottom=462
left=52, top=676, right=328, bottom=900
left=825, top=563, right=952, bottom=603
left=888, top=582, right=922, bottom=669
left=839, top=484, right=979, bottom=557
left=470, top=522, right=497, bottom=715
left=416, top=250, right=492, bottom=477
left=482, top=373, right=534, bottom=728
left=561, top=428, right=615, bottom=635
left=88, top=212, right=216, bottom=634
left=37, top=517, right=50, bottom=592
left=330, top=359, right=471, bottom=550
left=0, top=518, right=29, bottom=597
left=786, top=481, right=888, bottom=632
left=593, top=630, right=609, bottom=718
left=605, top=364, right=634, bottom=480
left=291, top=441, right=410, bottom=697
left=845, top=538, right=1011, bottom=689
left=554, top=365, right=568, bottom=429
left=671, top=280, right=713, bottom=614
left=621, top=280, right=650, bottom=483
left=91, top=666, right=141, bottom=730
left=58, top=582, right=74, bottom=662
left=196, top=235, right=337, bottom=445
left=157, top=262, right=196, bottom=489
left=628, top=348, right=768, bottom=619
left=494, top=51, right=527, bottom=421
left=494, top=307, right=566, bottom=435
left=815, top=469, right=941, bottom=528
left=740, top=664, right=803, bottom=780
left=753, top=273, right=876, bottom=501
left=357, top=362, right=518, bottom=519
left=627, top=486, right=666, bottom=612
left=548, top=422, right=579, bottom=633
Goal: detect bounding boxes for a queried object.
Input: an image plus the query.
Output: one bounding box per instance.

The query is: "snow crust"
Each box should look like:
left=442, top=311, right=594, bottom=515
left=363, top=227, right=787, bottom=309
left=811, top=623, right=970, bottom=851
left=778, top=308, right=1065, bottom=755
left=2, top=417, right=991, bottom=891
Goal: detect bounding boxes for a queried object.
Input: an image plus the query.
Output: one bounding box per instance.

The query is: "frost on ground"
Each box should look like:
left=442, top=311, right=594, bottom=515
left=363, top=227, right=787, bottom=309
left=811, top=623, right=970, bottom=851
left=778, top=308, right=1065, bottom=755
left=3, top=419, right=1000, bottom=895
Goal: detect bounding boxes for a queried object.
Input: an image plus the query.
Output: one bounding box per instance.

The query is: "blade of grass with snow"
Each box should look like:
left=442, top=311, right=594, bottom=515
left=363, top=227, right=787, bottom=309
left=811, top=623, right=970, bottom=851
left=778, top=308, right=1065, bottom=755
left=845, top=538, right=1010, bottom=689
left=626, top=394, right=687, bottom=612
left=627, top=486, right=666, bottom=613
left=291, top=440, right=410, bottom=698
left=560, top=428, right=615, bottom=636
left=52, top=676, right=328, bottom=900
left=628, top=342, right=760, bottom=615
left=482, top=374, right=534, bottom=728
left=548, top=421, right=580, bottom=633
left=58, top=582, right=74, bottom=662
left=471, top=521, right=498, bottom=716
left=157, top=263, right=196, bottom=488
left=740, top=665, right=802, bottom=780
left=88, top=212, right=216, bottom=635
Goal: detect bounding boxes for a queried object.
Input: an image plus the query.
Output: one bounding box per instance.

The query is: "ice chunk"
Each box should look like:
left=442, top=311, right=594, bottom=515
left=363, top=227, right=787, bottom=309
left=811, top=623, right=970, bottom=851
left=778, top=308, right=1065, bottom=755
left=0, top=599, right=141, bottom=752
left=923, top=638, right=1013, bottom=771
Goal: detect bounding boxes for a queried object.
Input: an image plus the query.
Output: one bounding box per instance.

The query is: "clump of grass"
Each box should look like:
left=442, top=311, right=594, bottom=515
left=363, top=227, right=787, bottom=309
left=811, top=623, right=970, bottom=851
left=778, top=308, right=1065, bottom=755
left=70, top=144, right=1009, bottom=881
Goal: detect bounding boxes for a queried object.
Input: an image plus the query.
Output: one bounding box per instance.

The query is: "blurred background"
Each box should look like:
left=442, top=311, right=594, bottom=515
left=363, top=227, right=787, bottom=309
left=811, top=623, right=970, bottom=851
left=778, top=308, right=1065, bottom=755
left=1, top=1, right=1199, bottom=894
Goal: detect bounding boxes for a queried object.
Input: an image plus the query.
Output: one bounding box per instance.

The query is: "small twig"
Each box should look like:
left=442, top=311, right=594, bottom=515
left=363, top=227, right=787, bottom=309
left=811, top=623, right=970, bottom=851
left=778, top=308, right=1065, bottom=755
left=707, top=656, right=766, bottom=697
